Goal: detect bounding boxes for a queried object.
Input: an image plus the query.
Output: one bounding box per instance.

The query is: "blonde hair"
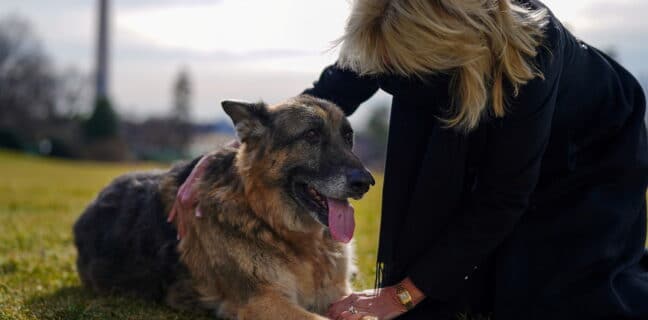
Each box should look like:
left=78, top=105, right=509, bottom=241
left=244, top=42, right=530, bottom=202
left=337, top=0, right=549, bottom=131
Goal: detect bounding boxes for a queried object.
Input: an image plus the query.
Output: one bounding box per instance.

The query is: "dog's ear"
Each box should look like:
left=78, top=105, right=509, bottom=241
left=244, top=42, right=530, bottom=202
left=221, top=100, right=270, bottom=142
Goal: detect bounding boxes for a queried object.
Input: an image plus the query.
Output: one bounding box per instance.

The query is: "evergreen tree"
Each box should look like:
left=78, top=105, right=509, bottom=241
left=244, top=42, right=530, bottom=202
left=171, top=67, right=192, bottom=154
left=173, top=68, right=191, bottom=123
left=83, top=97, right=119, bottom=140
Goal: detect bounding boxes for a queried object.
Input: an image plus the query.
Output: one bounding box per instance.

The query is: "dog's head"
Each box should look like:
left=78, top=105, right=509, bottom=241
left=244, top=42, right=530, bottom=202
left=222, top=95, right=374, bottom=242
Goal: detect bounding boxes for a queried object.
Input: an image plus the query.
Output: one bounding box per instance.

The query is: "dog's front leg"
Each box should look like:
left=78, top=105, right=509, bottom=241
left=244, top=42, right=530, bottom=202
left=237, top=289, right=328, bottom=320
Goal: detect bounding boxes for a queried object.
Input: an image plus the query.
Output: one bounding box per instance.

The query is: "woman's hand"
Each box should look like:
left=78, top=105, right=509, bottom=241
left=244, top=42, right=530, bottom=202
left=327, top=278, right=425, bottom=320
left=330, top=287, right=404, bottom=320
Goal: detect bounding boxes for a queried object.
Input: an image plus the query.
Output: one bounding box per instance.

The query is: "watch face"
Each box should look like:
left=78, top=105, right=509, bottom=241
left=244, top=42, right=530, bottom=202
left=397, top=291, right=410, bottom=302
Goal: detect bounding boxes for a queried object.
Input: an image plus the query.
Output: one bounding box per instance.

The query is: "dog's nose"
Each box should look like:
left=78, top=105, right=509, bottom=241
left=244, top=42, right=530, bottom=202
left=347, top=168, right=375, bottom=194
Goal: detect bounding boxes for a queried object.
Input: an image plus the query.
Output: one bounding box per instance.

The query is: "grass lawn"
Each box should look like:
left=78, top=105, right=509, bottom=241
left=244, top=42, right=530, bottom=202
left=0, top=150, right=382, bottom=320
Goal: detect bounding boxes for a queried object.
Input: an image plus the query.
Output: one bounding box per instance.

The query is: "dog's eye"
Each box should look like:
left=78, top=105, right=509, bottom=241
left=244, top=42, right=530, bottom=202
left=344, top=132, right=353, bottom=146
left=304, top=130, right=321, bottom=145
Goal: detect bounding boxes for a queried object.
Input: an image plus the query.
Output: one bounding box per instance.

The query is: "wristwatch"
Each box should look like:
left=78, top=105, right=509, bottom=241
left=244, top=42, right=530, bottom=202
left=395, top=284, right=414, bottom=310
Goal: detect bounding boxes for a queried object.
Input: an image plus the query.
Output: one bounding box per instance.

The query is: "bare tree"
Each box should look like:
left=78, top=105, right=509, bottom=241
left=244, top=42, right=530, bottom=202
left=0, top=15, right=57, bottom=136
left=56, top=66, right=92, bottom=117
left=0, top=16, right=61, bottom=153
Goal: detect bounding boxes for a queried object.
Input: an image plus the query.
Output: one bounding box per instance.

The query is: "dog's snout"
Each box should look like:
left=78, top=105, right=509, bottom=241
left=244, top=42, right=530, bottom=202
left=347, top=168, right=374, bottom=194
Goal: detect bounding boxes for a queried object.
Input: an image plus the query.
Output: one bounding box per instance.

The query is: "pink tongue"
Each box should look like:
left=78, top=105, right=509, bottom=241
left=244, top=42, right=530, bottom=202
left=327, top=198, right=355, bottom=243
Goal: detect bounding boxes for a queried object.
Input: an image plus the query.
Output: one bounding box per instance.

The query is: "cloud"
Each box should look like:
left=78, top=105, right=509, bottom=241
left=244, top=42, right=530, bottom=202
left=1, top=0, right=645, bottom=124
left=572, top=1, right=648, bottom=75
left=577, top=1, right=648, bottom=39
left=115, top=0, right=348, bottom=54
left=118, top=0, right=222, bottom=6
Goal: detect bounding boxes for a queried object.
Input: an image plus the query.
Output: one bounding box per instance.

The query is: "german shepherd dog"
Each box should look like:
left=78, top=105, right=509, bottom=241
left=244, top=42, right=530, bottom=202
left=73, top=95, right=375, bottom=319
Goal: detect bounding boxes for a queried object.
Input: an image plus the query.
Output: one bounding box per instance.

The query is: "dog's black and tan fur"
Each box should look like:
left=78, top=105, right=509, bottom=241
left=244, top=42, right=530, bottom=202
left=73, top=95, right=374, bottom=319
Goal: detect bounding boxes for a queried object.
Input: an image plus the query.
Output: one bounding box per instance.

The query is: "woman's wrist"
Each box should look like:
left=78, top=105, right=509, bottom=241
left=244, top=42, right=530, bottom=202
left=398, top=277, right=425, bottom=306
left=384, top=286, right=408, bottom=314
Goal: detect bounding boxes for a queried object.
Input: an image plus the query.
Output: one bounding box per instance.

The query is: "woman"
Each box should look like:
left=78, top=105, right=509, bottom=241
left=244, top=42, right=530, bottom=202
left=174, top=0, right=648, bottom=319
left=308, top=0, right=648, bottom=318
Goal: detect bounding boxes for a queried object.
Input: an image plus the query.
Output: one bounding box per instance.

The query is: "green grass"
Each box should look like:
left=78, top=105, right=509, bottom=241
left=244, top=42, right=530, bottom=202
left=0, top=150, right=383, bottom=319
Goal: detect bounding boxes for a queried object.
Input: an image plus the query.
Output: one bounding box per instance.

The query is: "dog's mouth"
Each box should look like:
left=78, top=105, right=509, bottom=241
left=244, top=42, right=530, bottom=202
left=292, top=181, right=355, bottom=243
left=293, top=182, right=329, bottom=223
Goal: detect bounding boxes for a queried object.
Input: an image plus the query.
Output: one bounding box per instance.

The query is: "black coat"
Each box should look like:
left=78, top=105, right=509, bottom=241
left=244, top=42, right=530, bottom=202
left=304, top=1, right=648, bottom=319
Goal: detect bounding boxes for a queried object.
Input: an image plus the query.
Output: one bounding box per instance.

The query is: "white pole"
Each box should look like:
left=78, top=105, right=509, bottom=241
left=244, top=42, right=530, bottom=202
left=95, top=0, right=110, bottom=101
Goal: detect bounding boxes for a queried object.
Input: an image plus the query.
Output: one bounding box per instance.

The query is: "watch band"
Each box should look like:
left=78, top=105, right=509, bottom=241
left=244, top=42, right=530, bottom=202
left=395, top=284, right=414, bottom=310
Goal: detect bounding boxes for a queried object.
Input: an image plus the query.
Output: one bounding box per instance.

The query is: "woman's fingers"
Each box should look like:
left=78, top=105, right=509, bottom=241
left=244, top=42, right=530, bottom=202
left=354, top=313, right=378, bottom=320
left=357, top=289, right=378, bottom=296
left=343, top=290, right=404, bottom=320
left=352, top=298, right=373, bottom=309
left=327, top=294, right=359, bottom=319
left=336, top=310, right=353, bottom=320
left=327, top=300, right=351, bottom=319
left=337, top=311, right=377, bottom=320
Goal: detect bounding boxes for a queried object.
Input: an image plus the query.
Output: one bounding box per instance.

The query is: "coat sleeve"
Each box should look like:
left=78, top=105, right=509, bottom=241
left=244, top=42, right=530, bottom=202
left=406, top=34, right=564, bottom=300
left=302, top=63, right=379, bottom=115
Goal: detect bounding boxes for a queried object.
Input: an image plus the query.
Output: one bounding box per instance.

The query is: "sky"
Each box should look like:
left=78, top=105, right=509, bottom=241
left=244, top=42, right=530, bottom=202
left=1, top=0, right=647, bottom=127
